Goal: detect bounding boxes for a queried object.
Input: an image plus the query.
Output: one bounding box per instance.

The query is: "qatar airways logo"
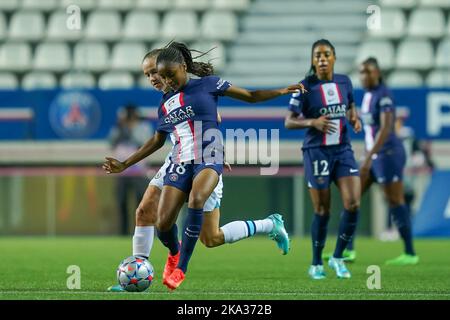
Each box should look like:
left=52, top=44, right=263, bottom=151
left=164, top=106, right=195, bottom=124
left=319, top=104, right=347, bottom=118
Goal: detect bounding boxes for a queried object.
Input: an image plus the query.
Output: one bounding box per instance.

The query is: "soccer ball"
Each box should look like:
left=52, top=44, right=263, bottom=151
left=116, top=256, right=154, bottom=292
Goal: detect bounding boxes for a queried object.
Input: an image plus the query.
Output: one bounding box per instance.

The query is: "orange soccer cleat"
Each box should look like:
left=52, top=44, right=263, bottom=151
left=163, top=268, right=185, bottom=291
left=162, top=250, right=180, bottom=285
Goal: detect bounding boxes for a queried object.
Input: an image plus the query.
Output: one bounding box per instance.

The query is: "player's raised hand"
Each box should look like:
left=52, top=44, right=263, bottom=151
left=282, top=83, right=307, bottom=95
left=103, top=157, right=126, bottom=174
left=312, top=116, right=337, bottom=134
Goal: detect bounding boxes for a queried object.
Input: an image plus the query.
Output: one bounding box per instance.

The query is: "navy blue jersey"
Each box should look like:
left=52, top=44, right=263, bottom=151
left=288, top=74, right=354, bottom=149
left=360, top=83, right=402, bottom=153
left=157, top=76, right=231, bottom=162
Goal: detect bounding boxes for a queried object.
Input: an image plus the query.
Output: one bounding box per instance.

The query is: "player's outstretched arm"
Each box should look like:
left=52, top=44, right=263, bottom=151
left=223, top=84, right=306, bottom=103
left=285, top=111, right=337, bottom=134
left=103, top=131, right=167, bottom=174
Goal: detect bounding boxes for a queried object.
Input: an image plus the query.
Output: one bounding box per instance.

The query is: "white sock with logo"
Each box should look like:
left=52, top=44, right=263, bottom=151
left=221, top=219, right=274, bottom=244
left=132, top=226, right=154, bottom=258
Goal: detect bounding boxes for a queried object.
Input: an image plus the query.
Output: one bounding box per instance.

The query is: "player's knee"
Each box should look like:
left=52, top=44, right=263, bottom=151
left=344, top=199, right=360, bottom=213
left=313, top=204, right=330, bottom=215
left=189, top=193, right=207, bottom=209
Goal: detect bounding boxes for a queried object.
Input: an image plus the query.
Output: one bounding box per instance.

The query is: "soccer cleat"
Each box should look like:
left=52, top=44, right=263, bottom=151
left=164, top=268, right=185, bottom=290
left=268, top=213, right=291, bottom=255
left=328, top=257, right=351, bottom=279
left=322, top=249, right=356, bottom=263
left=308, top=265, right=326, bottom=280
left=107, top=284, right=125, bottom=292
left=162, top=250, right=180, bottom=285
left=385, top=254, right=419, bottom=266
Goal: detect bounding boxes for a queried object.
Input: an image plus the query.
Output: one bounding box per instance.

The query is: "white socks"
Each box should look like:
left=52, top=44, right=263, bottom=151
left=221, top=219, right=274, bottom=244
left=132, top=226, right=154, bottom=258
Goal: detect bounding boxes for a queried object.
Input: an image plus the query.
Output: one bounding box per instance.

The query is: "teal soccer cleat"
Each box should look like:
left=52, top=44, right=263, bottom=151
left=328, top=257, right=351, bottom=279
left=268, top=214, right=291, bottom=255
left=308, top=265, right=326, bottom=280
left=107, top=284, right=125, bottom=292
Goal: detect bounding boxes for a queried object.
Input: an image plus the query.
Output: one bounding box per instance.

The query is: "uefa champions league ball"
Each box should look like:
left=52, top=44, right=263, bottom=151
left=117, top=256, right=154, bottom=292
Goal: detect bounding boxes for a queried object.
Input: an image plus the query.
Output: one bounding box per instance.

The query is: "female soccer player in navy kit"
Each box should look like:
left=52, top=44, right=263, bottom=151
left=285, top=39, right=362, bottom=280
left=105, top=42, right=304, bottom=290
left=357, top=57, right=418, bottom=265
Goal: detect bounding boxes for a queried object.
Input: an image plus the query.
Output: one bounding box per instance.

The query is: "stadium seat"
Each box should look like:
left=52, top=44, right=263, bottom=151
left=212, top=0, right=250, bottom=11
left=21, top=0, right=58, bottom=11
left=0, top=42, right=32, bottom=72
left=229, top=45, right=305, bottom=61
left=47, top=11, right=83, bottom=41
left=419, top=0, right=450, bottom=8
left=33, top=42, right=71, bottom=72
left=85, top=11, right=122, bottom=41
left=0, top=13, right=6, bottom=40
left=222, top=75, right=300, bottom=88
left=161, top=11, right=198, bottom=41
left=0, top=0, right=20, bottom=11
left=368, top=9, right=406, bottom=39
left=201, top=11, right=238, bottom=42
left=8, top=11, right=45, bottom=41
left=22, top=72, right=57, bottom=90
left=73, top=42, right=109, bottom=72
left=111, top=42, right=147, bottom=71
left=348, top=72, right=363, bottom=89
left=436, top=39, right=450, bottom=68
left=98, top=72, right=135, bottom=90
left=60, top=72, right=96, bottom=89
left=426, top=70, right=450, bottom=88
left=226, top=60, right=301, bottom=76
left=408, top=9, right=445, bottom=38
left=396, top=39, right=434, bottom=70
left=379, top=0, right=417, bottom=8
left=387, top=70, right=423, bottom=87
left=173, top=0, right=209, bottom=11
left=136, top=0, right=172, bottom=10
left=60, top=0, right=97, bottom=11
left=355, top=41, right=395, bottom=69
left=190, top=41, right=226, bottom=72
left=0, top=73, right=19, bottom=89
left=98, top=0, right=134, bottom=11
left=123, top=11, right=159, bottom=41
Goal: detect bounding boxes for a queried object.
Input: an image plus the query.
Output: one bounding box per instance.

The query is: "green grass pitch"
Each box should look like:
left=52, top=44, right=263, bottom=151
left=0, top=236, right=449, bottom=300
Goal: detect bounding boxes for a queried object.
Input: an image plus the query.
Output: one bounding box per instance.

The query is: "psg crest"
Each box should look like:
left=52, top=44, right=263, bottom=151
left=49, top=91, right=101, bottom=138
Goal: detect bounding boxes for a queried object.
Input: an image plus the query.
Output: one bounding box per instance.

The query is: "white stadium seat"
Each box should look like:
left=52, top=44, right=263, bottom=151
left=60, top=0, right=97, bottom=11
left=396, top=39, right=434, bottom=70
left=111, top=42, right=148, bottom=71
left=222, top=75, right=300, bottom=88
left=368, top=9, right=406, bottom=39
left=213, top=0, right=250, bottom=11
left=47, top=11, right=83, bottom=41
left=0, top=73, right=19, bottom=89
left=136, top=0, right=172, bottom=10
left=85, top=11, right=122, bottom=41
left=174, top=0, right=209, bottom=11
left=420, top=0, right=450, bottom=8
left=379, top=0, right=417, bottom=8
left=355, top=41, right=395, bottom=69
left=22, top=72, right=57, bottom=90
left=33, top=42, right=71, bottom=72
left=448, top=14, right=450, bottom=35
left=60, top=72, right=96, bottom=89
left=98, top=72, right=135, bottom=90
left=161, top=11, right=198, bottom=41
left=201, top=11, right=238, bottom=42
left=349, top=72, right=363, bottom=89
left=8, top=11, right=45, bottom=41
left=388, top=71, right=423, bottom=87
left=436, top=39, right=450, bottom=68
left=98, top=0, right=134, bottom=11
left=123, top=11, right=159, bottom=41
left=426, top=71, right=450, bottom=88
left=0, top=42, right=32, bottom=72
left=408, top=9, right=445, bottom=38
left=21, top=0, right=58, bottom=11
left=191, top=41, right=226, bottom=72
left=0, top=0, right=20, bottom=11
left=73, top=42, right=110, bottom=72
left=0, top=13, right=6, bottom=40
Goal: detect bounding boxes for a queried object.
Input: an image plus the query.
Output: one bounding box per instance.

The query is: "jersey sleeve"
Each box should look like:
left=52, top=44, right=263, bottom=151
left=205, top=75, right=232, bottom=96
left=379, top=88, right=395, bottom=113
left=288, top=80, right=306, bottom=114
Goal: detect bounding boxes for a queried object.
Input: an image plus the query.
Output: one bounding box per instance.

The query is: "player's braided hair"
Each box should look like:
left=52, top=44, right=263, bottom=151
left=156, top=41, right=215, bottom=77
left=362, top=56, right=384, bottom=84
left=307, top=39, right=336, bottom=77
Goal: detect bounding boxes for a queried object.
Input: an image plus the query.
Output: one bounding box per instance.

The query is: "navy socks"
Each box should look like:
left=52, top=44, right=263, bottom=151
left=311, top=214, right=330, bottom=265
left=333, top=209, right=359, bottom=259
left=390, top=204, right=415, bottom=256
left=177, top=208, right=204, bottom=273
left=157, top=224, right=180, bottom=256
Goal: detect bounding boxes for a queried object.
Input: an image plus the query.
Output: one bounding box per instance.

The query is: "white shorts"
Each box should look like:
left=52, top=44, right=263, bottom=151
left=149, top=154, right=223, bottom=212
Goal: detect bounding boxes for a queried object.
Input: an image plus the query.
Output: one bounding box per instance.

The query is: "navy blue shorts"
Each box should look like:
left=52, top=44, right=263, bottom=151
left=370, top=145, right=406, bottom=184
left=303, top=145, right=359, bottom=189
left=163, top=160, right=223, bottom=193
